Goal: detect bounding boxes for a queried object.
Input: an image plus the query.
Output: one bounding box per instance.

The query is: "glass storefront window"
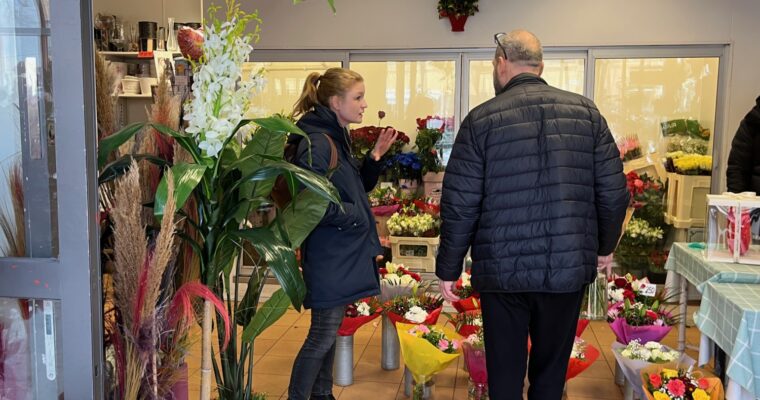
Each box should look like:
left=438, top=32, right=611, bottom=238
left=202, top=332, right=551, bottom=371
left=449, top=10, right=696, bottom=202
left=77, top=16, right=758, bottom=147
left=594, top=57, right=719, bottom=162
left=0, top=0, right=57, bottom=257
left=350, top=60, right=457, bottom=150
left=0, top=297, right=63, bottom=399
left=468, top=58, right=586, bottom=111
left=242, top=61, right=342, bottom=118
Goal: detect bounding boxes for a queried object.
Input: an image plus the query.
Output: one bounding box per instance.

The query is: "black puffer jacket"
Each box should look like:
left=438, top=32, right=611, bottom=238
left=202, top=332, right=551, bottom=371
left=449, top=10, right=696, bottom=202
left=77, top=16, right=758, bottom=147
left=436, top=73, right=629, bottom=294
left=726, top=96, right=760, bottom=194
left=295, top=105, right=384, bottom=309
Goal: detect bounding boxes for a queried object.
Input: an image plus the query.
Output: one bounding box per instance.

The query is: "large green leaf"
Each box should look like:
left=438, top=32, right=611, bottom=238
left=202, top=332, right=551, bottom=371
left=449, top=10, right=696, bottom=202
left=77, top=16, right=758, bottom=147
left=292, top=0, right=335, bottom=13
left=231, top=161, right=341, bottom=208
left=150, top=123, right=203, bottom=164
left=241, top=288, right=290, bottom=342
left=235, top=265, right=267, bottom=326
left=97, top=122, right=145, bottom=168
left=237, top=127, right=287, bottom=200
left=207, top=235, right=240, bottom=288
left=279, top=190, right=330, bottom=249
left=154, top=162, right=207, bottom=218
left=233, top=227, right=305, bottom=310
left=98, top=154, right=168, bottom=185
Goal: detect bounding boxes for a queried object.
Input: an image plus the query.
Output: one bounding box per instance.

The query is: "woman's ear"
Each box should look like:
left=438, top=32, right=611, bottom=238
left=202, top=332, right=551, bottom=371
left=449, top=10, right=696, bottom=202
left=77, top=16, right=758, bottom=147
left=328, top=95, right=341, bottom=112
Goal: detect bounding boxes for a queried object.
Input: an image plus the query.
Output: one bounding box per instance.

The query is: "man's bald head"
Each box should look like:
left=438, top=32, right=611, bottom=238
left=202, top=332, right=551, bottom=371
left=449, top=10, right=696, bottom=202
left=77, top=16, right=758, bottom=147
left=496, top=29, right=543, bottom=69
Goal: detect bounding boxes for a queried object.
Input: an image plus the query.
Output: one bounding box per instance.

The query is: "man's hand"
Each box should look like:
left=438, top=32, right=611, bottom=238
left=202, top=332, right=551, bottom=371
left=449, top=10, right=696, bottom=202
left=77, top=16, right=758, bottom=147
left=439, top=279, right=461, bottom=302
left=597, top=254, right=614, bottom=275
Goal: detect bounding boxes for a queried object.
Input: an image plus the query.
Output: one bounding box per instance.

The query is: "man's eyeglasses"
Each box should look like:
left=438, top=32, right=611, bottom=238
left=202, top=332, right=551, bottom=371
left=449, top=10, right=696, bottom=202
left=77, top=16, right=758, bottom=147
left=494, top=32, right=507, bottom=60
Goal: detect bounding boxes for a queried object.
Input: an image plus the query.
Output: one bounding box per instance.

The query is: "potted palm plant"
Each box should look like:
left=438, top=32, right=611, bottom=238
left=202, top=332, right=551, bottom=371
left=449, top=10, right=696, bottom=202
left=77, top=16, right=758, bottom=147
left=437, top=0, right=479, bottom=32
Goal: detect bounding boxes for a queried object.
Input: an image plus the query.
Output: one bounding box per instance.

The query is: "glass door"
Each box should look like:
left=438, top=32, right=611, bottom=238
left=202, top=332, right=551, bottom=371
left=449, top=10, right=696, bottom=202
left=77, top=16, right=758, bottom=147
left=0, top=0, right=102, bottom=398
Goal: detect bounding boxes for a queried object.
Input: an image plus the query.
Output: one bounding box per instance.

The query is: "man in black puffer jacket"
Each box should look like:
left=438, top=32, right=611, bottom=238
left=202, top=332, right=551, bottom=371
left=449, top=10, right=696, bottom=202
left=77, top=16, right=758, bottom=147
left=436, top=30, right=629, bottom=400
left=726, top=95, right=760, bottom=194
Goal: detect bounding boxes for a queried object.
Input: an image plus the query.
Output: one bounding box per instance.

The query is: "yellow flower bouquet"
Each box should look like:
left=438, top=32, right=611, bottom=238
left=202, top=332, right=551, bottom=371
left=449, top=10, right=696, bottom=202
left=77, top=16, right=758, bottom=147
left=397, top=322, right=462, bottom=400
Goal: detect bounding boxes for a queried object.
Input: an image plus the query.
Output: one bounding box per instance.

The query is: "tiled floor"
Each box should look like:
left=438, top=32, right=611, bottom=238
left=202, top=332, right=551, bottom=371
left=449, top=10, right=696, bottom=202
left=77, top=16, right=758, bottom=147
left=184, top=305, right=705, bottom=399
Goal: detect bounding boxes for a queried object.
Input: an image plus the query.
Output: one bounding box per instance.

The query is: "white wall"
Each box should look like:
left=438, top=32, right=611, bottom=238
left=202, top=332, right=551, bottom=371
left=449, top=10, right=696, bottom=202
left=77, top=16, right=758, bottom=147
left=92, top=0, right=760, bottom=191
left=92, top=0, right=202, bottom=31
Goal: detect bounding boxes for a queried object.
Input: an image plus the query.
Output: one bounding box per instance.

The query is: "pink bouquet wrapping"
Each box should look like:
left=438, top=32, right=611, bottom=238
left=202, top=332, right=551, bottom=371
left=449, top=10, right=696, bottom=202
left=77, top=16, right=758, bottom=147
left=372, top=204, right=401, bottom=217
left=609, top=317, right=673, bottom=344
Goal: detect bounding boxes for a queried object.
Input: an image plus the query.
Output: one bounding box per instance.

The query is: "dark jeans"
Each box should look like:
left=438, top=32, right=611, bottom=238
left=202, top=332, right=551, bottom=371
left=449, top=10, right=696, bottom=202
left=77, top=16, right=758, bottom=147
left=287, top=305, right=345, bottom=400
left=480, top=290, right=585, bottom=400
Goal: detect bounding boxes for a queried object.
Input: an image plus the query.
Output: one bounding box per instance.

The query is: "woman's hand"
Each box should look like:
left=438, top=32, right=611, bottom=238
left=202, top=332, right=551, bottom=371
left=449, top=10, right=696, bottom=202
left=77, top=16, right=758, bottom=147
left=370, top=128, right=398, bottom=161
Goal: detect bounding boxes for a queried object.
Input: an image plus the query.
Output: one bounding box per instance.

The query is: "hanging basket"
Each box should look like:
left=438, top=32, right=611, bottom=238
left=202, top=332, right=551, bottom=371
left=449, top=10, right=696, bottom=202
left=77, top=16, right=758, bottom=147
left=447, top=14, right=468, bottom=32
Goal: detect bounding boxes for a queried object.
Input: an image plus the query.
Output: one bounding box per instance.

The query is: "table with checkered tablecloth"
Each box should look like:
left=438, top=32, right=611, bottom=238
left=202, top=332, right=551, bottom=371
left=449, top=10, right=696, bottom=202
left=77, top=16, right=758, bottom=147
left=664, top=243, right=760, bottom=355
left=696, top=281, right=760, bottom=399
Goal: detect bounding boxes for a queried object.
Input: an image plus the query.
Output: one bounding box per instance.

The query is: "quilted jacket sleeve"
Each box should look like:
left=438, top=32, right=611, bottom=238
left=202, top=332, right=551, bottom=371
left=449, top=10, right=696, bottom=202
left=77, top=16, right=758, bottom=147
left=436, top=116, right=484, bottom=281
left=592, top=111, right=629, bottom=256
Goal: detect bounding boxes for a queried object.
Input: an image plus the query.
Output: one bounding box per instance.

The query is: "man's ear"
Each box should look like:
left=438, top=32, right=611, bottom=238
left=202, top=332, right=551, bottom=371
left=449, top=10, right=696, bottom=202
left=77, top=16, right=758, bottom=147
left=537, top=61, right=545, bottom=77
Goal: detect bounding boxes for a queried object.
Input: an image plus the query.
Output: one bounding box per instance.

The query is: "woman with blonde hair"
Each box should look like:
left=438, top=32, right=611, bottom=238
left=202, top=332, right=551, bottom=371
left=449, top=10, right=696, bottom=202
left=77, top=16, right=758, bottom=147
left=287, top=68, right=397, bottom=400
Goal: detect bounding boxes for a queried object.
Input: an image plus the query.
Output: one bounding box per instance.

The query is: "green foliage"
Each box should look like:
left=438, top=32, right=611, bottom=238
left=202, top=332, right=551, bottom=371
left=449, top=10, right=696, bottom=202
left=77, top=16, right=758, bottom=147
left=437, top=0, right=479, bottom=17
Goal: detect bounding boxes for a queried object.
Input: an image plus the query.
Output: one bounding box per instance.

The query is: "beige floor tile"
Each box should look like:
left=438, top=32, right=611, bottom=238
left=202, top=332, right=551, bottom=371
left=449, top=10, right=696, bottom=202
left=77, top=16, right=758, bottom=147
left=255, top=355, right=297, bottom=376
left=267, top=339, right=307, bottom=357
left=338, top=381, right=401, bottom=399
left=566, top=377, right=623, bottom=399
left=259, top=324, right=291, bottom=341
left=273, top=311, right=303, bottom=327
left=251, top=373, right=291, bottom=398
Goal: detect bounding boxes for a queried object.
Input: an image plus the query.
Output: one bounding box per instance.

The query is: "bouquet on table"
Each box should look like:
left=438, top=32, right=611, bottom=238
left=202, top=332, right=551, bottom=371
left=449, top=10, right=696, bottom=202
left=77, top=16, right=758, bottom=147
left=385, top=291, right=443, bottom=326
left=451, top=270, right=480, bottom=312
left=462, top=331, right=488, bottom=400
left=397, top=323, right=462, bottom=400
left=338, top=297, right=383, bottom=336
left=566, top=337, right=600, bottom=380
left=608, top=297, right=678, bottom=344
left=379, top=261, right=422, bottom=301
left=641, top=363, right=724, bottom=400
left=612, top=340, right=695, bottom=400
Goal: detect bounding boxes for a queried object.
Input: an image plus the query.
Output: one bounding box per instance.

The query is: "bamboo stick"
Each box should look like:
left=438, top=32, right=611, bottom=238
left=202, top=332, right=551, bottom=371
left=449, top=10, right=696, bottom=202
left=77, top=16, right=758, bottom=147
left=201, top=299, right=213, bottom=400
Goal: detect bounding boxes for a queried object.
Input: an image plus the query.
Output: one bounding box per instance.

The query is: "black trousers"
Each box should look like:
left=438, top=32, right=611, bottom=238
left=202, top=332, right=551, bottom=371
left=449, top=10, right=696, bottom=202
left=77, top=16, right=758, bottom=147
left=480, top=289, right=585, bottom=400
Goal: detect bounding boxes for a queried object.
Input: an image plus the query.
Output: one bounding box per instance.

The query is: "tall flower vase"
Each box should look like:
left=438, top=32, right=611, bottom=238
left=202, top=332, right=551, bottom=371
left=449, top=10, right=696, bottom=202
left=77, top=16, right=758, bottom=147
left=404, top=368, right=434, bottom=399
left=334, top=335, right=354, bottom=386
left=582, top=272, right=608, bottom=320
left=447, top=14, right=468, bottom=32
left=381, top=314, right=400, bottom=370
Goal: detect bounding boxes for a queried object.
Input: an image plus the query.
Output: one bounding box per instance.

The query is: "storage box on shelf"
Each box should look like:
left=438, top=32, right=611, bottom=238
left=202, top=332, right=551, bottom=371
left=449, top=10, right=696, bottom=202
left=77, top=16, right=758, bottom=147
left=664, top=172, right=711, bottom=228
left=388, top=235, right=439, bottom=273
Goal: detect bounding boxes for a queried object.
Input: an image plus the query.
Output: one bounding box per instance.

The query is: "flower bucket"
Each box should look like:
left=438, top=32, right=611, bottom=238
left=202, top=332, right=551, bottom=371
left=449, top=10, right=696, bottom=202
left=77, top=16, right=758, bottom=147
left=447, top=14, right=468, bottom=32
left=334, top=335, right=354, bottom=386
left=381, top=314, right=400, bottom=370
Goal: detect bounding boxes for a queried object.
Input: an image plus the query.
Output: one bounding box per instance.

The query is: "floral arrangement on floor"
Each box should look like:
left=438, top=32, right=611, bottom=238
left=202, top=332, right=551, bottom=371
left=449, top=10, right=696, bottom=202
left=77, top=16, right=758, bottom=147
left=338, top=297, right=383, bottom=336
left=607, top=273, right=651, bottom=305
left=385, top=292, right=444, bottom=326
left=620, top=340, right=680, bottom=363
left=397, top=322, right=462, bottom=400
left=379, top=262, right=422, bottom=287
left=449, top=309, right=483, bottom=337
left=462, top=331, right=488, bottom=400
left=415, top=116, right=445, bottom=175
left=608, top=298, right=678, bottom=344
left=617, top=134, right=643, bottom=162
left=451, top=270, right=481, bottom=312
left=566, top=337, right=600, bottom=380
left=641, top=364, right=723, bottom=400
left=665, top=152, right=713, bottom=176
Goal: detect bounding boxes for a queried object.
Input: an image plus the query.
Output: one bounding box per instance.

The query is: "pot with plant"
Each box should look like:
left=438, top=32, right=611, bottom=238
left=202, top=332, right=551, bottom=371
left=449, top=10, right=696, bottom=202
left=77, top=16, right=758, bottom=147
left=437, top=0, right=479, bottom=32
left=415, top=116, right=445, bottom=197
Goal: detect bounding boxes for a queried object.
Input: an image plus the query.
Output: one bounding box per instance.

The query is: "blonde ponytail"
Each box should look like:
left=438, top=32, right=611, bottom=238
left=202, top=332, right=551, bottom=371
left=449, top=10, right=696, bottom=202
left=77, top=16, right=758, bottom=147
left=292, top=68, right=364, bottom=117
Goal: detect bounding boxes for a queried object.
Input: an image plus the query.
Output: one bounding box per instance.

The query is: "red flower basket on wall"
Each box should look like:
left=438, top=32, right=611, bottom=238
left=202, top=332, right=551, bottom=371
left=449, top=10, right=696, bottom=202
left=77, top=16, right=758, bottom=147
left=447, top=14, right=468, bottom=32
